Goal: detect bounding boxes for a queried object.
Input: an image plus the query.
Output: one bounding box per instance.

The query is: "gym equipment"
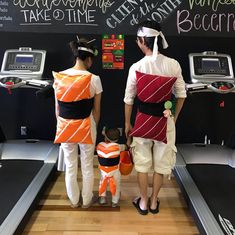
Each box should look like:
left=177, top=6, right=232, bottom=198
left=0, top=48, right=58, bottom=235
left=0, top=47, right=46, bottom=80
left=174, top=51, right=235, bottom=235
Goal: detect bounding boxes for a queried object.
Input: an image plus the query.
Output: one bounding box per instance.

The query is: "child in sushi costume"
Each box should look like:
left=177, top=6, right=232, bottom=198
left=96, top=127, right=126, bottom=207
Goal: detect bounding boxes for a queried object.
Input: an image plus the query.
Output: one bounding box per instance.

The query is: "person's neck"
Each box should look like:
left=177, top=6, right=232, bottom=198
left=145, top=50, right=160, bottom=56
left=145, top=49, right=153, bottom=56
left=73, top=60, right=87, bottom=71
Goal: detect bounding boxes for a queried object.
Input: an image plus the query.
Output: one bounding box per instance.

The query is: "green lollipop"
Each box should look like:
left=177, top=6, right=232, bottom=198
left=94, top=49, right=98, bottom=56
left=164, top=100, right=172, bottom=110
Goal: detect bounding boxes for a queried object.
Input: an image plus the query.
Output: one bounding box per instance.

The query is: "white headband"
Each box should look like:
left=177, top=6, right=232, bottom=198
left=137, top=27, right=169, bottom=59
left=77, top=46, right=95, bottom=55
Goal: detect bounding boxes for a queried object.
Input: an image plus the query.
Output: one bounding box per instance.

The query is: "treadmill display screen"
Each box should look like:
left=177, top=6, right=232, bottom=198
left=202, top=58, right=220, bottom=70
left=15, top=55, right=33, bottom=64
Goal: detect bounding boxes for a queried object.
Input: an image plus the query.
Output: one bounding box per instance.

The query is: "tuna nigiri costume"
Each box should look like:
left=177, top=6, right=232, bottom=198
left=124, top=27, right=187, bottom=175
left=129, top=70, right=177, bottom=143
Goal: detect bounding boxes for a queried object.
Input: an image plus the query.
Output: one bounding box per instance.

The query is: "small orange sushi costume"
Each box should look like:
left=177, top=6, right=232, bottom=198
left=96, top=142, right=121, bottom=196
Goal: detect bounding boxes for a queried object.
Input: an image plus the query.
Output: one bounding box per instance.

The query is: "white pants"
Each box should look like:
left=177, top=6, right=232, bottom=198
left=61, top=116, right=96, bottom=206
left=99, top=169, right=121, bottom=204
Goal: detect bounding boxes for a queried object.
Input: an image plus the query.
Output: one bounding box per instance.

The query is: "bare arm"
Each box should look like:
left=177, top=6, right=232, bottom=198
left=92, top=93, right=102, bottom=126
left=54, top=96, right=59, bottom=118
left=125, top=103, right=133, bottom=145
left=174, top=97, right=185, bottom=123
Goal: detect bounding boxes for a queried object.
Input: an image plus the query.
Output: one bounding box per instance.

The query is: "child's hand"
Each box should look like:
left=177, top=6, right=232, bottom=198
left=125, top=123, right=133, bottom=138
left=126, top=136, right=132, bottom=147
left=163, top=109, right=172, bottom=118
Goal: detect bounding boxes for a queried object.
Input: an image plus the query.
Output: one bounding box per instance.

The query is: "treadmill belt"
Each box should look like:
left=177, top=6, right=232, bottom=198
left=187, top=164, right=235, bottom=234
left=0, top=159, right=44, bottom=225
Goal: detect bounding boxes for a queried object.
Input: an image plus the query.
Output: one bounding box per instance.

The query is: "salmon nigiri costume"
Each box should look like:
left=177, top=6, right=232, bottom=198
left=53, top=68, right=102, bottom=207
left=53, top=72, right=94, bottom=144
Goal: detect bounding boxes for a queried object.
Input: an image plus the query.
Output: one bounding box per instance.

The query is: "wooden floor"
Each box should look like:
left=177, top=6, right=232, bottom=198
left=22, top=161, right=200, bottom=235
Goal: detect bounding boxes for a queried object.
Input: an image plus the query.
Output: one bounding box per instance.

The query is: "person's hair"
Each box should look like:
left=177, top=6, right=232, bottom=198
left=137, top=20, right=163, bottom=52
left=69, top=37, right=96, bottom=61
left=105, top=128, right=120, bottom=142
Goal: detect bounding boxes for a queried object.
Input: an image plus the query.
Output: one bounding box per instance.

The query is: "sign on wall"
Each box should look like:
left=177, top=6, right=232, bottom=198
left=102, top=34, right=124, bottom=70
left=0, top=1, right=234, bottom=37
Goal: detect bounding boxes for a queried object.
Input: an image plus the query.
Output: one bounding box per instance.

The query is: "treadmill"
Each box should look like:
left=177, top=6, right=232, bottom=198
left=174, top=51, right=235, bottom=235
left=0, top=48, right=59, bottom=235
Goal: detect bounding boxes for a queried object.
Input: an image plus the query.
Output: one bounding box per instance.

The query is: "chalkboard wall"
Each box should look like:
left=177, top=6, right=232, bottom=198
left=0, top=0, right=235, bottom=145
left=0, top=0, right=234, bottom=37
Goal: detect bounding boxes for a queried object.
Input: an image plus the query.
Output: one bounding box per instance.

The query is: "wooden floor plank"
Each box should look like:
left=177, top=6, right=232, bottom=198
left=22, top=165, right=199, bottom=235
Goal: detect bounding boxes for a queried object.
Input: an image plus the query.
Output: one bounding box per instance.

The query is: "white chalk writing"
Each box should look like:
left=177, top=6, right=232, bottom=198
left=13, top=0, right=114, bottom=13
left=12, top=0, right=114, bottom=26
left=106, top=0, right=182, bottom=29
left=0, top=1, right=12, bottom=28
left=189, top=0, right=235, bottom=12
left=0, top=0, right=233, bottom=36
left=0, top=1, right=8, bottom=6
left=176, top=7, right=235, bottom=34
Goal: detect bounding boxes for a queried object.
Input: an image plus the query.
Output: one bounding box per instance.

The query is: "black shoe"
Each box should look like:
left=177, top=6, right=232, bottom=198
left=132, top=197, right=148, bottom=215
left=149, top=199, right=160, bottom=214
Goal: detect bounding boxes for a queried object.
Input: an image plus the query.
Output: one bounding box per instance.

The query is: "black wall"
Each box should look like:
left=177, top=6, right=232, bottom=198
left=0, top=32, right=235, bottom=145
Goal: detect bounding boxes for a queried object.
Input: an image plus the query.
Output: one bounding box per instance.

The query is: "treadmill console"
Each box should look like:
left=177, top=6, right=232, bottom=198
left=188, top=51, right=235, bottom=93
left=0, top=47, right=46, bottom=79
left=189, top=51, right=234, bottom=84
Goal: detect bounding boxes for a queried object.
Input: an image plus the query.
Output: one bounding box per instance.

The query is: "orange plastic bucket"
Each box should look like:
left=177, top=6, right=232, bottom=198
left=119, top=150, right=133, bottom=175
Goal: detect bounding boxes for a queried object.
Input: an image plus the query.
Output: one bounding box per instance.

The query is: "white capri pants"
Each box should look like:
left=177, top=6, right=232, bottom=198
left=61, top=116, right=96, bottom=206
left=131, top=116, right=177, bottom=175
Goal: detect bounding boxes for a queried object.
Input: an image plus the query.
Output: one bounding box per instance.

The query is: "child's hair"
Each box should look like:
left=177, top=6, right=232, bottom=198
left=105, top=128, right=120, bottom=142
left=69, top=37, right=97, bottom=61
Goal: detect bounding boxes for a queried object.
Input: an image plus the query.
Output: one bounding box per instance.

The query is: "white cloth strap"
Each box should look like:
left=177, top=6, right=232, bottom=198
left=137, top=27, right=169, bottom=59
left=77, top=46, right=95, bottom=55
